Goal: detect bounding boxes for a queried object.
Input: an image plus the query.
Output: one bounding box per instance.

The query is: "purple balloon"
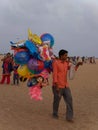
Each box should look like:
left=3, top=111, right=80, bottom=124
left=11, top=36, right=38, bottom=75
left=27, top=58, right=44, bottom=74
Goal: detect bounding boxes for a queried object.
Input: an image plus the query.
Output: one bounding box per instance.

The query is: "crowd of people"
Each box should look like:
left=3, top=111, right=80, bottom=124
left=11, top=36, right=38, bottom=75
left=69, top=56, right=96, bottom=64
left=0, top=53, right=19, bottom=85
left=0, top=52, right=95, bottom=85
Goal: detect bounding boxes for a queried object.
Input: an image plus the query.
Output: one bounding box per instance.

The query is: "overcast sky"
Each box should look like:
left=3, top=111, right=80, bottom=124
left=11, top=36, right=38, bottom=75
left=0, top=0, right=98, bottom=57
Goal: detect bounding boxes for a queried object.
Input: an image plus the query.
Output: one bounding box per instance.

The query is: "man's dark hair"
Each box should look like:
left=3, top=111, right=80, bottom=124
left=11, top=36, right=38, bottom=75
left=59, top=49, right=68, bottom=57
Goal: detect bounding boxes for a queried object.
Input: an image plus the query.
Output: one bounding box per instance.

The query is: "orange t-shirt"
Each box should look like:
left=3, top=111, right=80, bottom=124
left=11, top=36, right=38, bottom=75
left=52, top=59, right=69, bottom=88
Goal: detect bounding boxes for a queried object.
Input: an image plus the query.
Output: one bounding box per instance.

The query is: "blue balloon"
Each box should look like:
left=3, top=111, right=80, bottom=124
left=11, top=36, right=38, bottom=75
left=44, top=60, right=53, bottom=72
left=14, top=51, right=30, bottom=65
left=40, top=33, right=54, bottom=47
left=25, top=40, right=42, bottom=60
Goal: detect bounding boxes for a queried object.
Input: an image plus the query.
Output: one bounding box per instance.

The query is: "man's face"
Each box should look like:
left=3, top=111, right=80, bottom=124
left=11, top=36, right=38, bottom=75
left=61, top=53, right=68, bottom=61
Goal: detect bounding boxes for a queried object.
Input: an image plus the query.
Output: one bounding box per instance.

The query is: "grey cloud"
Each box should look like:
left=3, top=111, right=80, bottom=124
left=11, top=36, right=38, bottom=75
left=0, top=0, right=98, bottom=57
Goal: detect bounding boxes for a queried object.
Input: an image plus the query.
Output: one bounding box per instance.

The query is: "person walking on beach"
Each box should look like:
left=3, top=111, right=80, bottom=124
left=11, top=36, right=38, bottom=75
left=12, top=63, right=19, bottom=86
left=52, top=49, right=74, bottom=122
left=0, top=53, right=13, bottom=84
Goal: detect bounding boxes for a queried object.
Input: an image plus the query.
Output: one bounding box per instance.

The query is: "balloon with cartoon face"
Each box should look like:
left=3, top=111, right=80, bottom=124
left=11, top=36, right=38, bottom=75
left=40, top=33, right=54, bottom=47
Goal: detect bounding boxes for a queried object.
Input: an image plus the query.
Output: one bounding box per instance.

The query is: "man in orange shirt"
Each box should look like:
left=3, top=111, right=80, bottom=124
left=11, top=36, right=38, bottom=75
left=52, top=49, right=73, bottom=122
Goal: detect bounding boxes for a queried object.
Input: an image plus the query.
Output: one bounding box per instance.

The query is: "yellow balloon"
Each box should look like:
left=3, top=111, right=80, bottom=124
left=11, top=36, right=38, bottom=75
left=28, top=28, right=33, bottom=40
left=28, top=28, right=42, bottom=45
left=32, top=34, right=42, bottom=45
left=17, top=65, right=29, bottom=77
left=26, top=72, right=34, bottom=79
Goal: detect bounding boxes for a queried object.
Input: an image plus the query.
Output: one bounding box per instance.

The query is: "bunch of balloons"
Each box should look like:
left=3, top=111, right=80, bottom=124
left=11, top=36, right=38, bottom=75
left=10, top=29, right=55, bottom=101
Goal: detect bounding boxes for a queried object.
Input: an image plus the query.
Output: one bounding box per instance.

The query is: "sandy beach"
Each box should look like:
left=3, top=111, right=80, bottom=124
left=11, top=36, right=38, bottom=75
left=0, top=56, right=98, bottom=130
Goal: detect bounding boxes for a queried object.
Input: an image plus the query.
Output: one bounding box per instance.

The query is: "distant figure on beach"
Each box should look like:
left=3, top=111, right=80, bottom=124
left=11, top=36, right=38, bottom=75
left=92, top=56, right=96, bottom=64
left=89, top=57, right=93, bottom=64
left=89, top=56, right=96, bottom=64
left=0, top=52, right=13, bottom=84
left=52, top=49, right=81, bottom=122
left=12, top=63, right=19, bottom=86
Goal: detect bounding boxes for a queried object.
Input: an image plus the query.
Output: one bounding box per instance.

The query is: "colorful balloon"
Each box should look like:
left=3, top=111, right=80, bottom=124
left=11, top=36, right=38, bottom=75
left=44, top=60, right=53, bottom=71
left=25, top=40, right=41, bottom=59
left=40, top=33, right=54, bottom=47
left=17, top=65, right=29, bottom=77
left=27, top=77, right=38, bottom=87
left=14, top=51, right=30, bottom=65
left=39, top=44, right=51, bottom=61
left=10, top=40, right=25, bottom=47
left=27, top=58, right=44, bottom=74
left=32, top=34, right=42, bottom=45
left=28, top=29, right=42, bottom=45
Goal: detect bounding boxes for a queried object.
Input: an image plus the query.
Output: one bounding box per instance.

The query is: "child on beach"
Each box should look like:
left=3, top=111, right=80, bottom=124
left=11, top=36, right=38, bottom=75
left=12, top=63, right=19, bottom=85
